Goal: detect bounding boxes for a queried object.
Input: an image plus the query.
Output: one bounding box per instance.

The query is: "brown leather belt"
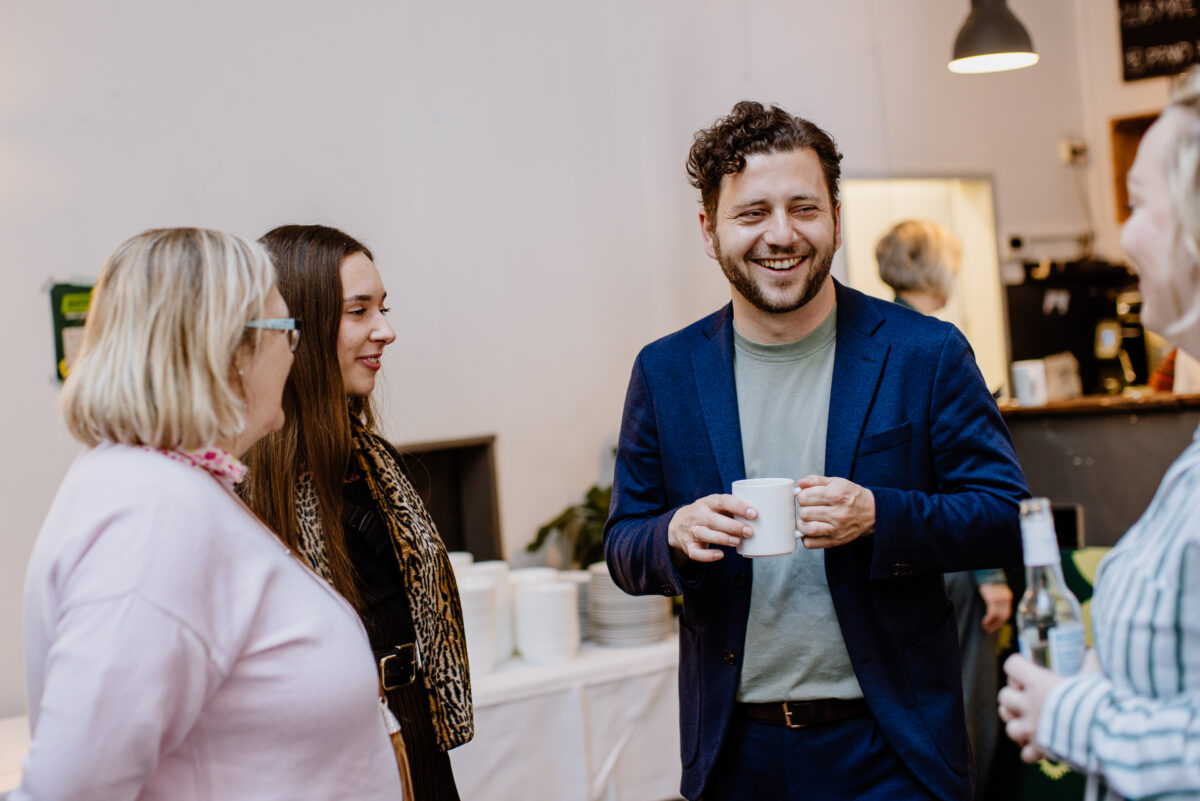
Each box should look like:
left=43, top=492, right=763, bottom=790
left=737, top=698, right=869, bottom=729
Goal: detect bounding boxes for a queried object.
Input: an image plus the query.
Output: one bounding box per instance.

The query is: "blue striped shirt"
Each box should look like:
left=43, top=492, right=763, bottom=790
left=1038, top=426, right=1200, bottom=800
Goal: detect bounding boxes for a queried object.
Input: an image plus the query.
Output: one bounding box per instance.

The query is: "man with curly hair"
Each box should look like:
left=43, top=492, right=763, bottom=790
left=604, top=101, right=1028, bottom=801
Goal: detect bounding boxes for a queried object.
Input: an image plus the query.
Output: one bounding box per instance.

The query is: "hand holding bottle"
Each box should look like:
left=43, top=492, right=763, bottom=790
left=998, top=654, right=1060, bottom=763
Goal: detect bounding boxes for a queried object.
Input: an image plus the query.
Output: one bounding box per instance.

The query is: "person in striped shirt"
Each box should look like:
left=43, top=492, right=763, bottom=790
left=997, top=67, right=1200, bottom=799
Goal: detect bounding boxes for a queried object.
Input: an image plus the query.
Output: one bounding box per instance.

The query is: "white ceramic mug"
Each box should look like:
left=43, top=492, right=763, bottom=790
left=732, top=478, right=801, bottom=557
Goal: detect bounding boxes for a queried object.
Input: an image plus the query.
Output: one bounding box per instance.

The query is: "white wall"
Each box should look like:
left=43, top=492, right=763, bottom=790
left=1072, top=0, right=1173, bottom=261
left=0, top=0, right=1091, bottom=716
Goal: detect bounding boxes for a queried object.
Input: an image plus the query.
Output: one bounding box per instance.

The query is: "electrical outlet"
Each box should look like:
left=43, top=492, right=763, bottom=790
left=1058, top=138, right=1088, bottom=165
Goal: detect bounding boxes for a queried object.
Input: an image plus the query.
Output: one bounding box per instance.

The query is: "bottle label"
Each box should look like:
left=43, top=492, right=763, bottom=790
left=1048, top=622, right=1085, bottom=675
left=1021, top=518, right=1060, bottom=567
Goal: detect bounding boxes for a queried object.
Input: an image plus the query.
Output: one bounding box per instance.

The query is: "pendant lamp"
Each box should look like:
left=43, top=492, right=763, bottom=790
left=948, top=0, right=1039, bottom=74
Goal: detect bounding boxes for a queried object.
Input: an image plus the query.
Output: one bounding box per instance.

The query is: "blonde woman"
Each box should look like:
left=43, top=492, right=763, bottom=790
left=999, top=70, right=1200, bottom=798
left=14, top=229, right=402, bottom=801
left=875, top=219, right=962, bottom=314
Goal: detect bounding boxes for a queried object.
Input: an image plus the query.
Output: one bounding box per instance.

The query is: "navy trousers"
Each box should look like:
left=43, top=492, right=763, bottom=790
left=701, top=711, right=945, bottom=801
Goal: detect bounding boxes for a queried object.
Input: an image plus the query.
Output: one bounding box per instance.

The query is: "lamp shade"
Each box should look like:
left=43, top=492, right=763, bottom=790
left=949, top=0, right=1038, bottom=74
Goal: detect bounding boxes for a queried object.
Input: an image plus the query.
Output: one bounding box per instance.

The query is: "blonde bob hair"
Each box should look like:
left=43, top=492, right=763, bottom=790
left=62, top=228, right=276, bottom=449
left=874, top=219, right=962, bottom=301
left=1162, top=68, right=1200, bottom=340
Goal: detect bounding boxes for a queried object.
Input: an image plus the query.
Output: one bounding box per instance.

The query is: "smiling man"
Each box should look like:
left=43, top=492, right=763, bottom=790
left=603, top=102, right=1029, bottom=801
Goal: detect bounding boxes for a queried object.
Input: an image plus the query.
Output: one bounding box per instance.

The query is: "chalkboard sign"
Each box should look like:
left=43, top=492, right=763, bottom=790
left=1120, top=0, right=1200, bottom=81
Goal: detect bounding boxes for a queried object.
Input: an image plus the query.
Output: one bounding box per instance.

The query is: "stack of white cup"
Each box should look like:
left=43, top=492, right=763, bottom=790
left=447, top=551, right=475, bottom=576
left=513, top=580, right=580, bottom=665
left=456, top=573, right=498, bottom=675
left=467, top=560, right=513, bottom=662
left=508, top=566, right=559, bottom=588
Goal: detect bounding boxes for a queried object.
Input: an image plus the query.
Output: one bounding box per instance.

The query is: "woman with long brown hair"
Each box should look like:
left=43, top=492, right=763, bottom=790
left=242, top=224, right=472, bottom=800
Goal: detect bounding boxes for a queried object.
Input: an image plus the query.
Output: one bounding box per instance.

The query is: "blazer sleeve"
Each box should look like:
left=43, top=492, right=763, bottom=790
left=866, top=326, right=1027, bottom=578
left=604, top=353, right=695, bottom=598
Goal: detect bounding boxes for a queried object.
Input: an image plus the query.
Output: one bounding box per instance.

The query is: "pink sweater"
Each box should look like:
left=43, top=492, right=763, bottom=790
left=14, top=444, right=403, bottom=800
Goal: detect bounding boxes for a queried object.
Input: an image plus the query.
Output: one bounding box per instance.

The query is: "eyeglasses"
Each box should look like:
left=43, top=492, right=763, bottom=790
left=246, top=317, right=301, bottom=352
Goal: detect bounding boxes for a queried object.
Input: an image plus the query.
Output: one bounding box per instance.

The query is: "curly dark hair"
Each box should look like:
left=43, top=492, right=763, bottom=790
left=686, top=101, right=843, bottom=222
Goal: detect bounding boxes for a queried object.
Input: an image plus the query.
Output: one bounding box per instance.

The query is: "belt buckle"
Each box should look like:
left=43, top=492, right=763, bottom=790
left=379, top=643, right=417, bottom=692
left=781, top=701, right=807, bottom=729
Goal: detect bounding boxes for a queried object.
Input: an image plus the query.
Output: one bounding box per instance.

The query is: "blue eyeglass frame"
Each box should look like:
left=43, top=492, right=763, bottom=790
left=245, top=317, right=301, bottom=352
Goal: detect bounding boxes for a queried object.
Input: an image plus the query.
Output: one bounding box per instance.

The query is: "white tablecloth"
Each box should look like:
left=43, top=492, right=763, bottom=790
left=0, top=638, right=683, bottom=801
left=450, top=637, right=682, bottom=801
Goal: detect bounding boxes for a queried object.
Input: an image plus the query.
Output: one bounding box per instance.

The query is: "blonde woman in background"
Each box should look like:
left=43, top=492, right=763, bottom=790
left=877, top=219, right=1014, bottom=798
left=875, top=219, right=962, bottom=314
left=999, top=69, right=1200, bottom=799
left=14, top=229, right=402, bottom=801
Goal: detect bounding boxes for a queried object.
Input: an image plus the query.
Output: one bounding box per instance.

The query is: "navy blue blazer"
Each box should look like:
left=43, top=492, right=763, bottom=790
left=604, top=282, right=1028, bottom=801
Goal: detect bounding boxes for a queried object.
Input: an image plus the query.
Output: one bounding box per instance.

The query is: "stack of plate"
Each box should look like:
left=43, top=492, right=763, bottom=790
left=456, top=573, right=498, bottom=675
left=559, top=570, right=592, bottom=641
left=513, top=581, right=579, bottom=665
left=587, top=562, right=673, bottom=647
left=468, top=560, right=513, bottom=662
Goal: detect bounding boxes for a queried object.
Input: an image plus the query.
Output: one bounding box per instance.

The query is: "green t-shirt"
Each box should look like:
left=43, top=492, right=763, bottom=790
left=733, top=305, right=864, bottom=702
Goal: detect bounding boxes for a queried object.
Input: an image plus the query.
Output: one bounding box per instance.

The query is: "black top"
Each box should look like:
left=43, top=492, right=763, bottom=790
left=342, top=473, right=461, bottom=801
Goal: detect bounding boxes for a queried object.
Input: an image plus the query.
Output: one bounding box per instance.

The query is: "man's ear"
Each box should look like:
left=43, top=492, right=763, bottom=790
left=834, top=203, right=843, bottom=251
left=700, top=211, right=718, bottom=260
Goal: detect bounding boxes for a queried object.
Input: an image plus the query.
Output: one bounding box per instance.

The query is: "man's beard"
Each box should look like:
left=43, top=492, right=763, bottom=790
left=714, top=237, right=834, bottom=315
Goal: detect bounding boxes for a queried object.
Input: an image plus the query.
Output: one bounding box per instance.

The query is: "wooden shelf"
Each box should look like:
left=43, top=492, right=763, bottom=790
left=393, top=434, right=503, bottom=560
left=1111, top=112, right=1159, bottom=223
left=999, top=391, right=1200, bottom=418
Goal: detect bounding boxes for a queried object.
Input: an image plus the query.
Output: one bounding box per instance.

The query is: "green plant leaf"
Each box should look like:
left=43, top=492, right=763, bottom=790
left=527, top=482, right=614, bottom=567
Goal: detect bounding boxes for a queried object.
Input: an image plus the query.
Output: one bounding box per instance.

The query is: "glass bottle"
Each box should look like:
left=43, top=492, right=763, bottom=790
left=1016, top=497, right=1085, bottom=675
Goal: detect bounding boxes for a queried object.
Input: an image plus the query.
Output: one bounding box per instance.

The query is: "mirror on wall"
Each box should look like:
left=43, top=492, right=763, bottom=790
left=840, top=177, right=1010, bottom=396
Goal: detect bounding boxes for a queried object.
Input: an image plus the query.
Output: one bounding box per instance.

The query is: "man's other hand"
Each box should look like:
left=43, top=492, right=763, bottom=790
left=667, top=494, right=756, bottom=565
left=979, top=582, right=1014, bottom=633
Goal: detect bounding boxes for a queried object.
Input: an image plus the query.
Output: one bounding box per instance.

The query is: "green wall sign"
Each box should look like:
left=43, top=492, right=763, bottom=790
left=50, top=283, right=93, bottom=381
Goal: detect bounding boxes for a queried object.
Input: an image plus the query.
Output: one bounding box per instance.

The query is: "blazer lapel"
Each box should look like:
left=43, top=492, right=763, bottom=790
left=691, top=306, right=746, bottom=492
left=826, top=285, right=890, bottom=479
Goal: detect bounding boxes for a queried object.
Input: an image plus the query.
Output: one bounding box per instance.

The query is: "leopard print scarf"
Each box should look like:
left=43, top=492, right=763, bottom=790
left=294, top=421, right=474, bottom=751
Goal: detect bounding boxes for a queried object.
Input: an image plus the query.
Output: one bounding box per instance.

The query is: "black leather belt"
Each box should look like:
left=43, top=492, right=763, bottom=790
left=738, top=698, right=868, bottom=729
left=378, top=643, right=419, bottom=692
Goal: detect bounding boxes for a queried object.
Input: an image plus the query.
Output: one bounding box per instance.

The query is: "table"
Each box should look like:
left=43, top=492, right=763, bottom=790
left=0, top=637, right=683, bottom=801
left=449, top=637, right=682, bottom=801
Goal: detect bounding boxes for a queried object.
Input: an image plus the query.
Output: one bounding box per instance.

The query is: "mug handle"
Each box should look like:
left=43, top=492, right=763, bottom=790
left=792, top=485, right=803, bottom=540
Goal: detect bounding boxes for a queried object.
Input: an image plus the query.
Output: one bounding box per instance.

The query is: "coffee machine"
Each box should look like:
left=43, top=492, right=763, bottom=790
left=1006, top=259, right=1147, bottom=395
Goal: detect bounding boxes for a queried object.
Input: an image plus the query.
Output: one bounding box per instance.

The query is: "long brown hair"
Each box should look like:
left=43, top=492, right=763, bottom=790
left=241, top=224, right=377, bottom=609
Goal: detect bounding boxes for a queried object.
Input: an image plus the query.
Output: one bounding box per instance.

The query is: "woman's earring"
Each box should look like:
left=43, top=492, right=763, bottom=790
left=237, top=369, right=244, bottom=376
